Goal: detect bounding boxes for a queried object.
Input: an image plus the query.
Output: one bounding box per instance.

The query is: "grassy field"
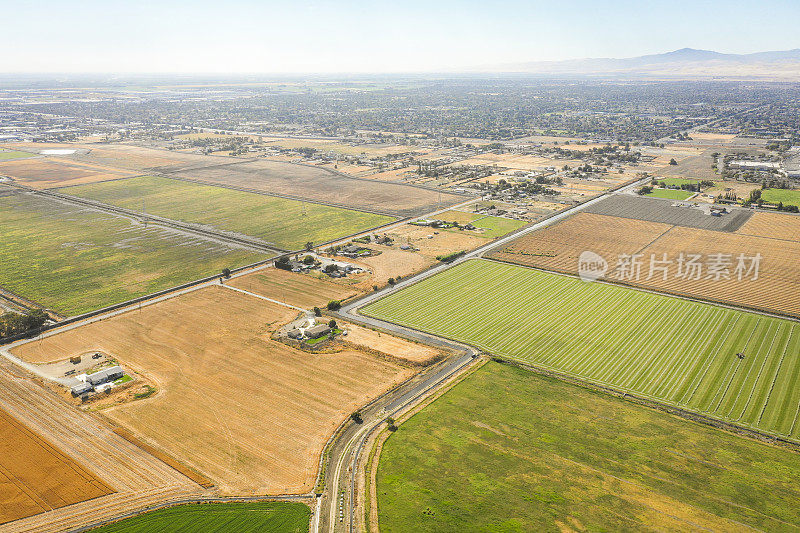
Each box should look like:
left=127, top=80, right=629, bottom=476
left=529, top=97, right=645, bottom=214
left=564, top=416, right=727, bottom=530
left=0, top=150, right=35, bottom=160
left=377, top=361, right=800, bottom=532
left=60, top=176, right=395, bottom=250
left=90, top=502, right=310, bottom=533
left=438, top=210, right=526, bottom=238
left=363, top=259, right=800, bottom=439
left=0, top=192, right=264, bottom=316
left=761, top=188, right=800, bottom=207
left=646, top=187, right=695, bottom=200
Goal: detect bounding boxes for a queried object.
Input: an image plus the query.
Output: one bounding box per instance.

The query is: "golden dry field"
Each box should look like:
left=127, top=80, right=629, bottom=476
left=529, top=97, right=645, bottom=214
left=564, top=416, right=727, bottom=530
left=12, top=286, right=413, bottom=495
left=490, top=211, right=800, bottom=317
left=0, top=409, right=113, bottom=525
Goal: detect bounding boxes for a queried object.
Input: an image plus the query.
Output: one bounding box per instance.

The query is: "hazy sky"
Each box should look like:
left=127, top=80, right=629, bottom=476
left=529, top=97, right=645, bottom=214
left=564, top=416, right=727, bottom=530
left=4, top=0, right=799, bottom=73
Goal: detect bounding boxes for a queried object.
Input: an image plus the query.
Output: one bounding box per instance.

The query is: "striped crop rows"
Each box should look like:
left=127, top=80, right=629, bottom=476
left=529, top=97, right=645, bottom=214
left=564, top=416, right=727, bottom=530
left=363, top=259, right=800, bottom=439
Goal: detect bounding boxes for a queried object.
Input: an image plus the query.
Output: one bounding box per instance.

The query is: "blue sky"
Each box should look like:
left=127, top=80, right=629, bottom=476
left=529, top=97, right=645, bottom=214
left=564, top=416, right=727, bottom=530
left=4, top=0, right=799, bottom=73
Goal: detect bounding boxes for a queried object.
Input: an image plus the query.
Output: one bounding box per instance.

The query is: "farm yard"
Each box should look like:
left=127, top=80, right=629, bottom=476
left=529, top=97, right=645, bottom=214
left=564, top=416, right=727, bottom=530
left=0, top=357, right=202, bottom=533
left=375, top=361, right=800, bottom=532
left=90, top=501, right=310, bottom=533
left=435, top=210, right=527, bottom=238
left=362, top=259, right=800, bottom=439
left=0, top=190, right=265, bottom=316
left=0, top=408, right=113, bottom=525
left=489, top=210, right=800, bottom=317
left=12, top=286, right=414, bottom=495
left=229, top=267, right=358, bottom=309
left=59, top=176, right=394, bottom=251
left=0, top=157, right=136, bottom=188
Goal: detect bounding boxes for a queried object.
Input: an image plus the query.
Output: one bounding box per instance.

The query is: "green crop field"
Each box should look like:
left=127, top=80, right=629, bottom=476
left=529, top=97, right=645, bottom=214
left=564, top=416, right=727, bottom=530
left=761, top=188, right=800, bottom=207
left=438, top=210, right=526, bottom=238
left=363, top=259, right=800, bottom=439
left=60, top=176, right=394, bottom=250
left=646, top=187, right=695, bottom=200
left=0, top=150, right=35, bottom=161
left=377, top=361, right=800, bottom=532
left=90, top=502, right=310, bottom=533
left=0, top=192, right=264, bottom=316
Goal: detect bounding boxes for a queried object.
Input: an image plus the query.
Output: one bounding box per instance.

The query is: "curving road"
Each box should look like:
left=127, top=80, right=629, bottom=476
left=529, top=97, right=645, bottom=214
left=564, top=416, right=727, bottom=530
left=317, top=176, right=651, bottom=533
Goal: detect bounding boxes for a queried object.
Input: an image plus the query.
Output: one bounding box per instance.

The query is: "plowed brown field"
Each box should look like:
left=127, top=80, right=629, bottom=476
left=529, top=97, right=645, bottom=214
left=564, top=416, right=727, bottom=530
left=12, top=286, right=413, bottom=495
left=0, top=158, right=136, bottom=188
left=229, top=268, right=357, bottom=309
left=0, top=409, right=113, bottom=525
left=489, top=211, right=800, bottom=317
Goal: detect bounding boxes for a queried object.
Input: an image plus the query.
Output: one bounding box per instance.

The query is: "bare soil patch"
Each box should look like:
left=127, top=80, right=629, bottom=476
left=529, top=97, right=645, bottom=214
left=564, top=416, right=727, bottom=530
left=342, top=323, right=444, bottom=366
left=0, top=158, right=136, bottom=188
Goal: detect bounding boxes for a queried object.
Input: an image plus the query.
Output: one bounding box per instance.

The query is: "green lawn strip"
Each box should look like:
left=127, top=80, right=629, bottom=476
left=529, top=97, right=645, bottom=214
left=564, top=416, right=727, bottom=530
left=0, top=193, right=264, bottom=316
left=646, top=188, right=696, bottom=200
left=0, top=150, right=35, bottom=160
left=89, top=501, right=310, bottom=533
left=59, top=175, right=394, bottom=250
left=362, top=259, right=800, bottom=438
left=761, top=188, right=800, bottom=207
left=438, top=209, right=526, bottom=238
left=377, top=362, right=800, bottom=532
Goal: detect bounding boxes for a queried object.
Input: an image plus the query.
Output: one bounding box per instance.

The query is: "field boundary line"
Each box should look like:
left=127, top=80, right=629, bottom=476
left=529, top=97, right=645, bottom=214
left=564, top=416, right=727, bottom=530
left=482, top=256, right=800, bottom=323
left=488, top=356, right=800, bottom=452
left=360, top=295, right=800, bottom=447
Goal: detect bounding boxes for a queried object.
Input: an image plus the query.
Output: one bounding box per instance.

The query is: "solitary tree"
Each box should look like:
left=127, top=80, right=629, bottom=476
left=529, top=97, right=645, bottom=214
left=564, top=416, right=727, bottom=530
left=328, top=319, right=337, bottom=329
left=304, top=242, right=314, bottom=252
left=387, top=417, right=397, bottom=431
left=221, top=267, right=231, bottom=278
left=313, top=306, right=322, bottom=317
left=669, top=158, right=678, bottom=165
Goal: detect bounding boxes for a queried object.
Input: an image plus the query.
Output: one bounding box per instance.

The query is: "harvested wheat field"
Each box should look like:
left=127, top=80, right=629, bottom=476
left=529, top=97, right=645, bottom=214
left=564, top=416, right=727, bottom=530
left=0, top=408, right=113, bottom=525
left=0, top=158, right=136, bottom=188
left=0, top=358, right=201, bottom=533
left=12, top=286, right=413, bottom=495
left=490, top=212, right=673, bottom=272
left=342, top=324, right=443, bottom=366
left=736, top=211, right=800, bottom=242
left=490, top=211, right=800, bottom=317
left=229, top=267, right=358, bottom=309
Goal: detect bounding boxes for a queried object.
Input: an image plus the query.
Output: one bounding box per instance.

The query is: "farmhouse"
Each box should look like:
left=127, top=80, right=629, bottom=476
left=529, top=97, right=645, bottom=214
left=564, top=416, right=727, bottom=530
left=305, top=324, right=332, bottom=339
left=86, top=365, right=124, bottom=386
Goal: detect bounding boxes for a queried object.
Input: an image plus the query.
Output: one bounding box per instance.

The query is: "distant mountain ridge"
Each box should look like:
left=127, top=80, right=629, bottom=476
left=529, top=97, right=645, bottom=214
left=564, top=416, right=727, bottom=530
left=477, top=48, right=800, bottom=80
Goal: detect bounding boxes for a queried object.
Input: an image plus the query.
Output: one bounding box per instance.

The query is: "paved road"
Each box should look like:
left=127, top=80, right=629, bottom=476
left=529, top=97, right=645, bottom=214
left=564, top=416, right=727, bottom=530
left=317, top=175, right=651, bottom=533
